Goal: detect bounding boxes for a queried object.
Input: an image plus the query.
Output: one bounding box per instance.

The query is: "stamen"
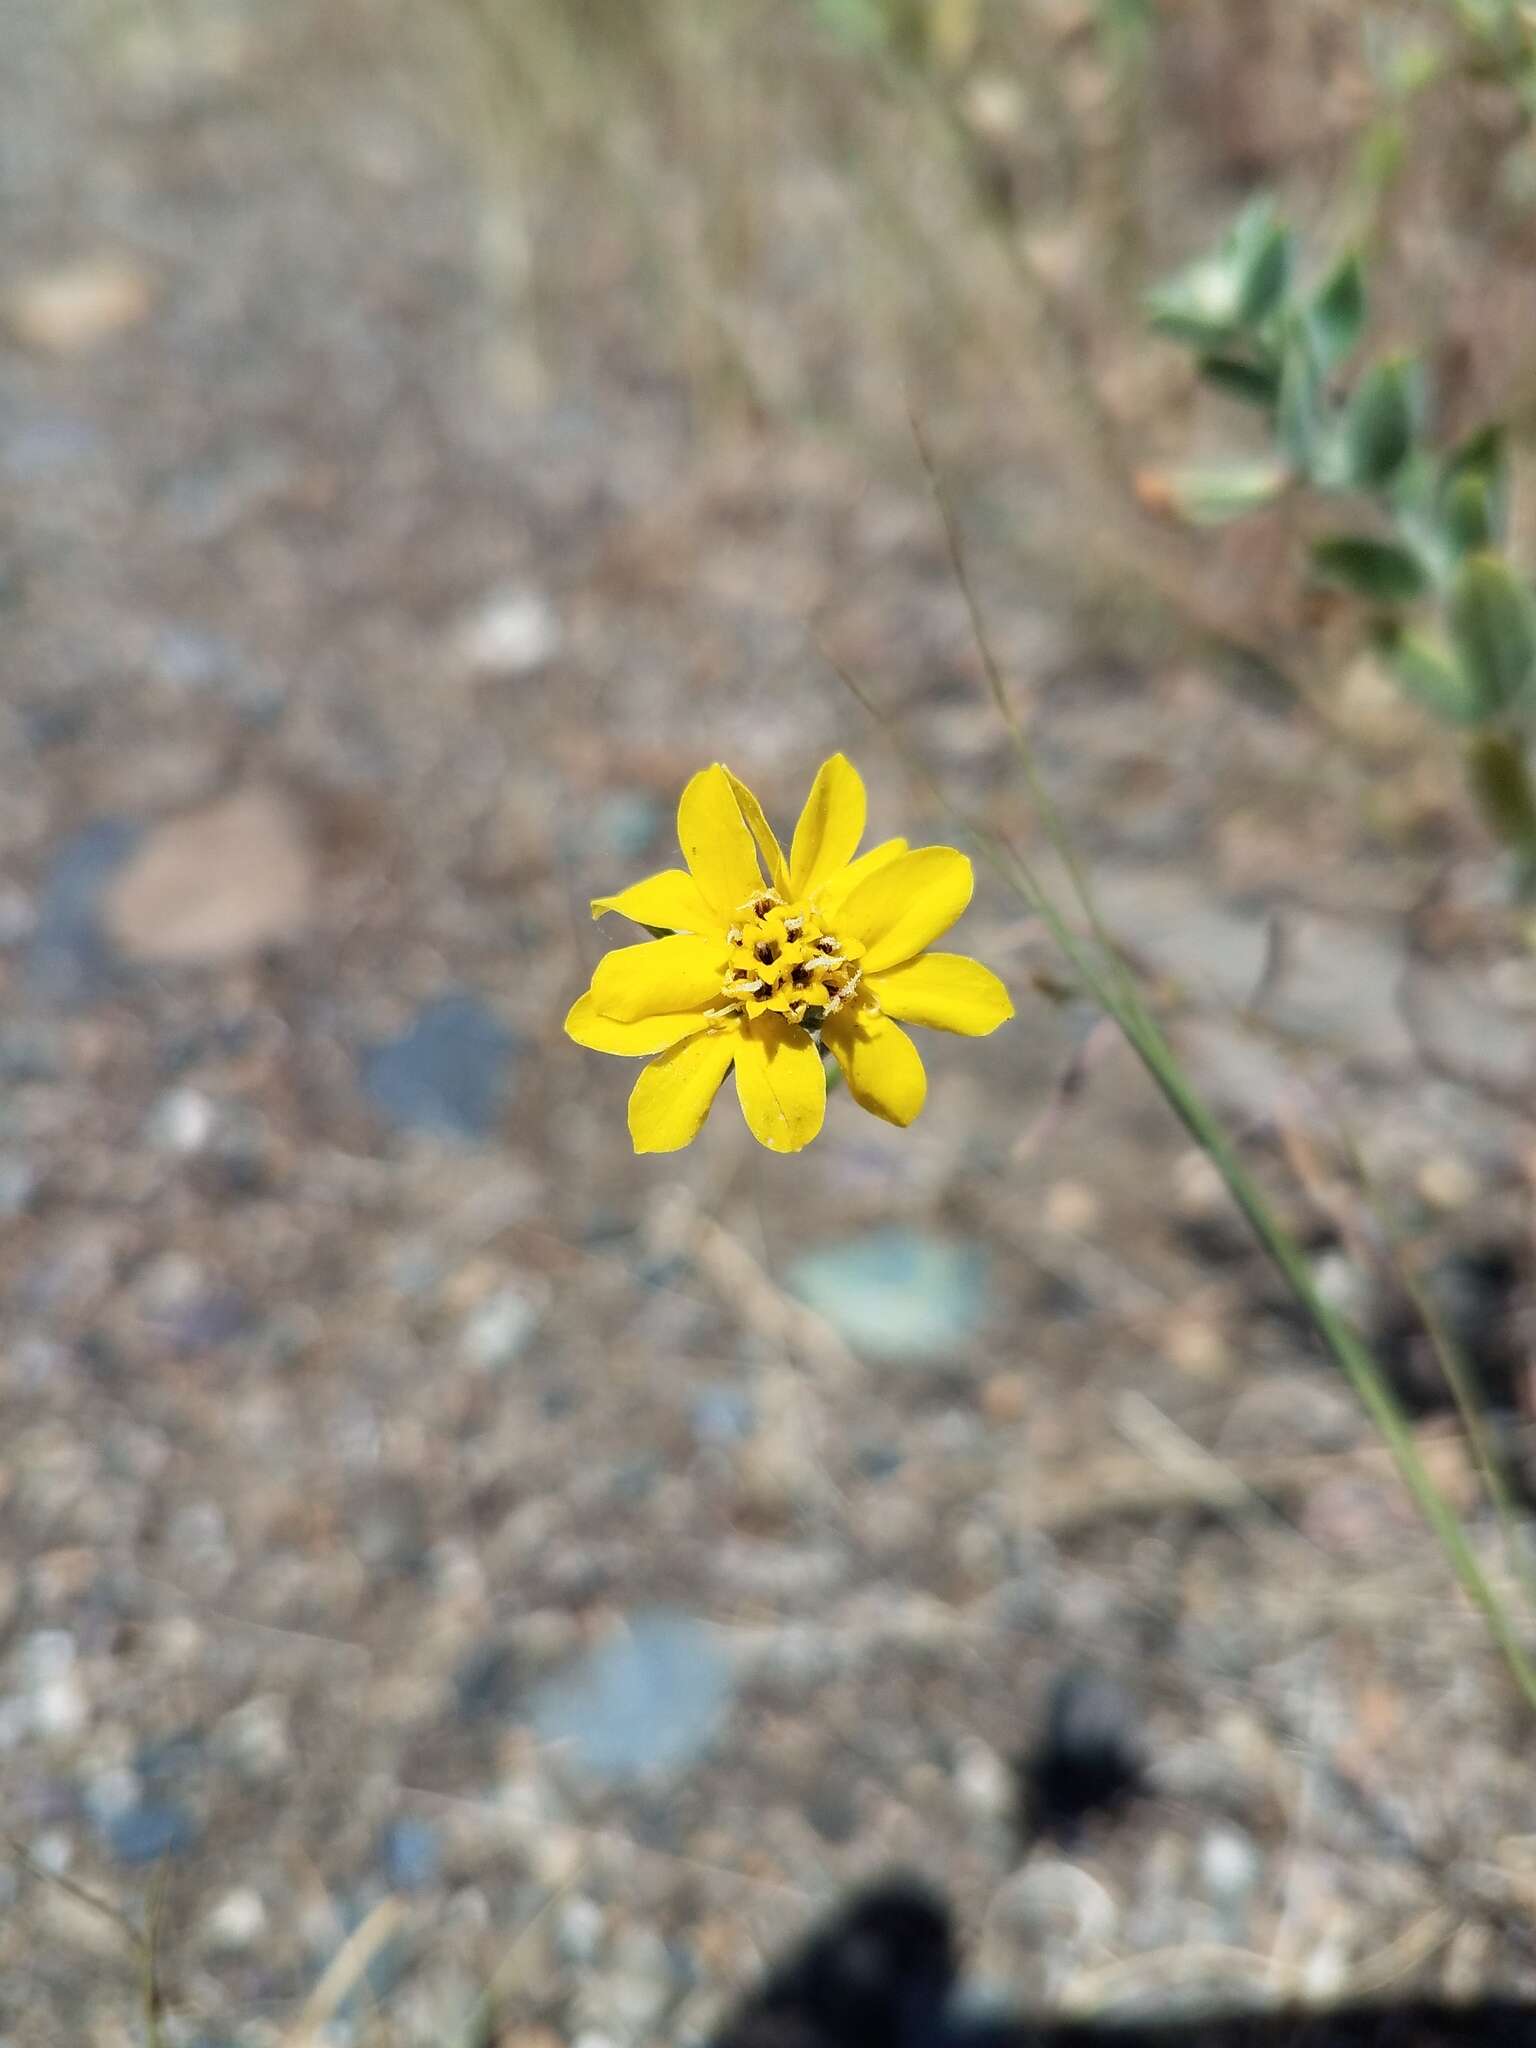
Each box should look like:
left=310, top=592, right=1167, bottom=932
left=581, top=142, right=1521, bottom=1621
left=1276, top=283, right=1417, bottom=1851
left=823, top=967, right=861, bottom=1016
left=782, top=914, right=804, bottom=938
left=726, top=926, right=743, bottom=947
left=790, top=963, right=813, bottom=989
left=754, top=940, right=778, bottom=966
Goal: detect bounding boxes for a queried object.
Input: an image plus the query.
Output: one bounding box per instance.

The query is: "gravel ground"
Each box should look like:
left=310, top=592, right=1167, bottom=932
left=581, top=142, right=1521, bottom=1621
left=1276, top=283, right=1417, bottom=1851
left=3, top=5, right=1536, bottom=2044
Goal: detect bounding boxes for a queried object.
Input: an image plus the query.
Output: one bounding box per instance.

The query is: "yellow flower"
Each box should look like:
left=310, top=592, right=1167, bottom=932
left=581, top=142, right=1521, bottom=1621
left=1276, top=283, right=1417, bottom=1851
left=565, top=755, right=1014, bottom=1154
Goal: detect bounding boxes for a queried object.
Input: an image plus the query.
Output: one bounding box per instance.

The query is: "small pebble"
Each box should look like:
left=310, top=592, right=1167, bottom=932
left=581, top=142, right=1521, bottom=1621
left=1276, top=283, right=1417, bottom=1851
left=362, top=995, right=515, bottom=1142
left=459, top=1285, right=543, bottom=1371
left=788, top=1228, right=991, bottom=1366
left=213, top=1694, right=292, bottom=1781
left=26, top=821, right=138, bottom=1006
left=0, top=1153, right=36, bottom=1217
left=204, top=1887, right=268, bottom=1951
left=104, top=1799, right=198, bottom=1866
left=953, top=1737, right=1013, bottom=1822
left=1416, top=1155, right=1477, bottom=1212
left=1163, top=1307, right=1229, bottom=1380
left=1043, top=1180, right=1102, bottom=1235
left=381, top=1816, right=442, bottom=1893
left=527, top=1608, right=734, bottom=1784
left=690, top=1386, right=755, bottom=1445
left=4, top=256, right=153, bottom=355
left=81, top=1767, right=140, bottom=1825
left=147, top=1087, right=218, bottom=1155
left=1199, top=1823, right=1262, bottom=1939
left=980, top=1372, right=1030, bottom=1425
left=456, top=585, right=562, bottom=677
left=34, top=1676, right=88, bottom=1742
left=555, top=1893, right=607, bottom=1966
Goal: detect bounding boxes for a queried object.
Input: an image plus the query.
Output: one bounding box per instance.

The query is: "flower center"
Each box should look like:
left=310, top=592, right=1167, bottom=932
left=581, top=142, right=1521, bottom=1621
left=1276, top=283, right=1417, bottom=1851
left=710, top=889, right=863, bottom=1029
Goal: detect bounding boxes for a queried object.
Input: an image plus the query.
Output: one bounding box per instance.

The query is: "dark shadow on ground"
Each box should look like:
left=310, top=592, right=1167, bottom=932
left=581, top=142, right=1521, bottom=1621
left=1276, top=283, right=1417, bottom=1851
left=711, top=1880, right=1536, bottom=2048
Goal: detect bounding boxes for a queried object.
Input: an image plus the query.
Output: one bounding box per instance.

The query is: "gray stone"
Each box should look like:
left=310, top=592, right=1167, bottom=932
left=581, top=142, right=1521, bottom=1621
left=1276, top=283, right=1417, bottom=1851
left=459, top=1285, right=542, bottom=1371
left=103, top=1799, right=199, bottom=1866
left=456, top=585, right=562, bottom=677
left=527, top=1609, right=733, bottom=1784
left=362, top=995, right=515, bottom=1142
left=787, top=1228, right=991, bottom=1364
left=691, top=1386, right=755, bottom=1445
left=380, top=1815, right=441, bottom=1893
left=26, top=820, right=138, bottom=1005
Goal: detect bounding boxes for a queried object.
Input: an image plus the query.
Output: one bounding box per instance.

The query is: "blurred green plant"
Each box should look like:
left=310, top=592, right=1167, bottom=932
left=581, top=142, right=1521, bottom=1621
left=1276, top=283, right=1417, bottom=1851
left=1441, top=0, right=1536, bottom=107
left=1148, top=200, right=1536, bottom=892
left=834, top=421, right=1536, bottom=1720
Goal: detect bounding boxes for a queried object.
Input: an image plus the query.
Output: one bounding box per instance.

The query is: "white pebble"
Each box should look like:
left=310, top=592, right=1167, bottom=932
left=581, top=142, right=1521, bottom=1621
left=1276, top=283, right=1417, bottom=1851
left=204, top=1886, right=268, bottom=1951
left=953, top=1737, right=1013, bottom=1821
left=20, top=1630, right=76, bottom=1684
left=34, top=1676, right=88, bottom=1740
left=555, top=1893, right=606, bottom=1965
left=457, top=586, right=562, bottom=678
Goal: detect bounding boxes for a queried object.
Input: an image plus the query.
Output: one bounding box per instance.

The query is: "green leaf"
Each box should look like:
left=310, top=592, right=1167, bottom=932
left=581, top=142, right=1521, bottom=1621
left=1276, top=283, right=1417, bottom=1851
left=1442, top=473, right=1499, bottom=557
left=1449, top=552, right=1536, bottom=716
left=1154, top=461, right=1290, bottom=526
left=1276, top=325, right=1323, bottom=474
left=1196, top=352, right=1280, bottom=407
left=1311, top=534, right=1428, bottom=604
left=1146, top=197, right=1291, bottom=350
left=1375, top=625, right=1484, bottom=727
left=1308, top=251, right=1365, bottom=372
left=1342, top=357, right=1419, bottom=490
left=1146, top=269, right=1245, bottom=349
left=1235, top=215, right=1293, bottom=327
left=1439, top=425, right=1508, bottom=553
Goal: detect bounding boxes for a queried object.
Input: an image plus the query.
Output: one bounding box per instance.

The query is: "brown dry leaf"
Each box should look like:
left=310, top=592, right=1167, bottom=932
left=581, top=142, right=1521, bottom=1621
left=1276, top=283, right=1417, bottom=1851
left=104, top=784, right=314, bottom=965
left=4, top=256, right=154, bottom=354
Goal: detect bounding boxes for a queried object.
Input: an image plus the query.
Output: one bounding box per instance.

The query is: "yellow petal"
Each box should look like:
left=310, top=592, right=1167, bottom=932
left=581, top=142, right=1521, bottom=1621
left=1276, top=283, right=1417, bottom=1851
left=591, top=869, right=716, bottom=934
left=813, top=836, right=908, bottom=919
left=733, top=1012, right=826, bottom=1153
left=590, top=934, right=726, bottom=1023
left=835, top=845, right=974, bottom=974
left=677, top=764, right=763, bottom=923
left=822, top=1005, right=927, bottom=1127
left=725, top=770, right=790, bottom=898
left=628, top=1028, right=739, bottom=1153
left=788, top=753, right=867, bottom=898
left=565, top=990, right=710, bottom=1055
left=866, top=951, right=1013, bottom=1036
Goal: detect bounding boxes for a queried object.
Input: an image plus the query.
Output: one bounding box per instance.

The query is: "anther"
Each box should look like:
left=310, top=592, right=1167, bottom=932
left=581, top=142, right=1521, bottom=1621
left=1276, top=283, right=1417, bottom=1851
left=754, top=940, right=778, bottom=966
left=782, top=915, right=804, bottom=938
left=790, top=963, right=813, bottom=989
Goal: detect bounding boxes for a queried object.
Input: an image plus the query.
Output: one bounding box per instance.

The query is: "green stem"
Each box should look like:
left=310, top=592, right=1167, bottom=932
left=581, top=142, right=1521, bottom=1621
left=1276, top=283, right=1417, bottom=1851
left=1114, top=990, right=1536, bottom=1713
